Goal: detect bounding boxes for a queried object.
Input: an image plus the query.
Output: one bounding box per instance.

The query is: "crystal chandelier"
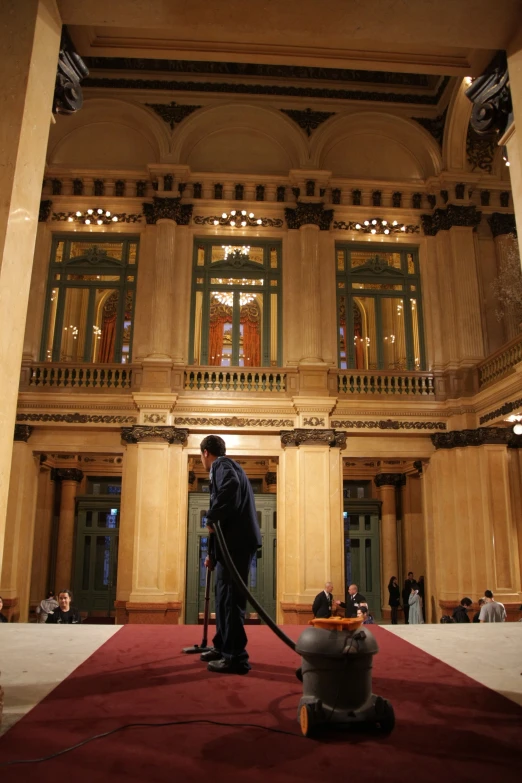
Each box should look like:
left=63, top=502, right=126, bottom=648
left=222, top=245, right=250, bottom=260
left=354, top=218, right=406, bottom=235
left=213, top=209, right=263, bottom=227
left=213, top=277, right=257, bottom=307
left=66, top=208, right=119, bottom=225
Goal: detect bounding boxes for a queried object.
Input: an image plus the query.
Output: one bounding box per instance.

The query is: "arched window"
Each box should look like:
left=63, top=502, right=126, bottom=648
left=336, top=244, right=425, bottom=370
left=189, top=239, right=282, bottom=367
left=41, top=236, right=138, bottom=363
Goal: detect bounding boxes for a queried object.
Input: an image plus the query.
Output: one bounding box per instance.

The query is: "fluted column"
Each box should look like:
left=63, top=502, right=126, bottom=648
left=299, top=224, right=322, bottom=363
left=374, top=474, right=401, bottom=614
left=492, top=231, right=520, bottom=340
left=449, top=226, right=485, bottom=363
left=29, top=465, right=56, bottom=612
left=171, top=224, right=192, bottom=365
left=149, top=219, right=177, bottom=359
left=54, top=469, right=83, bottom=592
left=0, top=0, right=61, bottom=574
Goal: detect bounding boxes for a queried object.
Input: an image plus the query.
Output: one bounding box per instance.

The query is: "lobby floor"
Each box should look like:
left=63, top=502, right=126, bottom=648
left=1, top=622, right=521, bottom=736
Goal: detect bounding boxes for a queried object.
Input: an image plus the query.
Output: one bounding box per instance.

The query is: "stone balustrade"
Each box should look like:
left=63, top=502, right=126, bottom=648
left=337, top=369, right=436, bottom=396
left=184, top=368, right=290, bottom=393
left=23, top=363, right=134, bottom=390
left=477, top=333, right=522, bottom=388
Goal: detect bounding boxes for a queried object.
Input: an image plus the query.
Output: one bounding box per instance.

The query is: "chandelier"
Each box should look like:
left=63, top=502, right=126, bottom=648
left=213, top=277, right=257, bottom=307
left=334, top=218, right=418, bottom=235
left=222, top=245, right=250, bottom=260
left=66, top=208, right=119, bottom=225
left=213, top=209, right=263, bottom=227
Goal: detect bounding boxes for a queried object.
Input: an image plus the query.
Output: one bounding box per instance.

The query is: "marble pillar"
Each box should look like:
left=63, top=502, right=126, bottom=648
left=506, top=27, right=522, bottom=241
left=0, top=0, right=61, bottom=574
left=54, top=470, right=83, bottom=593
left=29, top=467, right=56, bottom=615
left=449, top=227, right=484, bottom=364
left=378, top=482, right=398, bottom=612
left=299, top=224, right=322, bottom=363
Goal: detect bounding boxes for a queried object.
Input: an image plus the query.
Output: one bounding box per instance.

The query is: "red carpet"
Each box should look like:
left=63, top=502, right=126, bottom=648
left=1, top=625, right=521, bottom=783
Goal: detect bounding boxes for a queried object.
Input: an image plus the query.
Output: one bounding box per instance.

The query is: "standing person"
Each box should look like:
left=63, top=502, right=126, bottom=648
left=473, top=598, right=485, bottom=623
left=0, top=596, right=8, bottom=623
left=199, top=435, right=261, bottom=675
left=452, top=597, right=473, bottom=623
left=479, top=590, right=506, bottom=622
left=45, top=590, right=81, bottom=624
left=402, top=572, right=415, bottom=624
left=312, top=582, right=335, bottom=618
left=335, top=583, right=367, bottom=618
left=418, top=575, right=426, bottom=621
left=35, top=590, right=59, bottom=623
left=388, top=576, right=400, bottom=625
left=408, top=581, right=424, bottom=624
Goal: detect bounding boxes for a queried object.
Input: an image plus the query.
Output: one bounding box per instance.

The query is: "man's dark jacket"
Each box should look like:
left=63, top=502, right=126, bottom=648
left=452, top=605, right=470, bottom=623
left=206, top=456, right=262, bottom=562
left=312, top=591, right=333, bottom=618
left=45, top=608, right=81, bottom=624
left=339, top=592, right=367, bottom=618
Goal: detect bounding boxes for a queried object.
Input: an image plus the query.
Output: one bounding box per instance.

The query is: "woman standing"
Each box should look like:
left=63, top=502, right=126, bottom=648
left=388, top=576, right=401, bottom=625
left=408, top=582, right=424, bottom=624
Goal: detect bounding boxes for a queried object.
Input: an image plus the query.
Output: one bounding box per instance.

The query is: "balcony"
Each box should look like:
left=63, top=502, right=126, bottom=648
left=477, top=334, right=522, bottom=389
left=21, top=362, right=134, bottom=391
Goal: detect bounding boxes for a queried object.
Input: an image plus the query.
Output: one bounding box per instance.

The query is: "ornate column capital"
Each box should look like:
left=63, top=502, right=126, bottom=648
left=421, top=205, right=482, bottom=236
left=53, top=27, right=89, bottom=115
left=52, top=468, right=84, bottom=482
left=143, top=196, right=193, bottom=225
left=431, top=427, right=522, bottom=449
left=14, top=425, right=33, bottom=442
left=121, top=425, right=189, bottom=445
left=280, top=428, right=346, bottom=448
left=265, top=471, right=277, bottom=486
left=487, top=212, right=517, bottom=238
left=374, top=473, right=406, bottom=488
left=465, top=50, right=512, bottom=138
left=284, top=202, right=334, bottom=230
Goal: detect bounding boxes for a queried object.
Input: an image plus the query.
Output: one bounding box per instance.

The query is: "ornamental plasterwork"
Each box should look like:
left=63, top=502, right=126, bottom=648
left=121, top=426, right=189, bottom=444
left=174, top=416, right=294, bottom=428
left=330, top=419, right=446, bottom=431
left=480, top=396, right=522, bottom=425
left=281, top=429, right=347, bottom=448
left=194, top=215, right=284, bottom=228
left=431, top=427, right=522, bottom=449
left=17, top=413, right=137, bottom=424
left=280, top=108, right=336, bottom=136
left=302, top=417, right=325, bottom=427
left=145, top=100, right=201, bottom=130
left=143, top=413, right=168, bottom=424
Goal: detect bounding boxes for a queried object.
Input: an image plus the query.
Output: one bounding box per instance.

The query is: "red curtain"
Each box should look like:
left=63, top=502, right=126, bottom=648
left=99, top=292, right=118, bottom=363
left=208, top=297, right=261, bottom=366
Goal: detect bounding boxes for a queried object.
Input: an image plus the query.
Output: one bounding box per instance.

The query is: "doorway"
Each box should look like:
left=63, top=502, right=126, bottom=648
left=343, top=500, right=382, bottom=619
left=73, top=499, right=120, bottom=617
left=185, top=492, right=277, bottom=624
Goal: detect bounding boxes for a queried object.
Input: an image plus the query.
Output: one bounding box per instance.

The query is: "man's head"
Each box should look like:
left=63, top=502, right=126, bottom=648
left=348, top=584, right=358, bottom=596
left=200, top=435, right=226, bottom=471
left=408, top=571, right=414, bottom=579
left=484, top=589, right=494, bottom=601
left=478, top=598, right=485, bottom=606
left=357, top=607, right=368, bottom=618
left=58, top=590, right=72, bottom=611
left=460, top=597, right=473, bottom=608
left=325, top=582, right=333, bottom=594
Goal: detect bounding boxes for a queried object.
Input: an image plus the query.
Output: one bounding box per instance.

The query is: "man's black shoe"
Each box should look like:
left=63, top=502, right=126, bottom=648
left=200, top=648, right=222, bottom=662
left=207, top=658, right=250, bottom=675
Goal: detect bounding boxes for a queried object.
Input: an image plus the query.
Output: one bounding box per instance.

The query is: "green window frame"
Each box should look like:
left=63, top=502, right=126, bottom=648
left=40, top=235, right=139, bottom=364
left=336, top=243, right=426, bottom=371
left=189, top=237, right=282, bottom=367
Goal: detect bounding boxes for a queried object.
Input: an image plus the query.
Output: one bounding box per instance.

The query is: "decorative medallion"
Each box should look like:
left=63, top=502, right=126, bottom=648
left=303, top=417, right=325, bottom=427
left=466, top=126, right=497, bottom=174
left=431, top=427, right=522, bottom=449
left=145, top=100, right=201, bottom=130
left=143, top=413, right=167, bottom=424
left=285, top=202, right=334, bottom=231
left=421, top=205, right=482, bottom=236
left=374, top=473, right=406, bottom=488
left=143, top=197, right=193, bottom=225
left=330, top=420, right=446, bottom=431
left=121, top=426, right=189, bottom=444
left=280, top=429, right=347, bottom=448
left=280, top=108, right=336, bottom=136
left=487, top=213, right=517, bottom=238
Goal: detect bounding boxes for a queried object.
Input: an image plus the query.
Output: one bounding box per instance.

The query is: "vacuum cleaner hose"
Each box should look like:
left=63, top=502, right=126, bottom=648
left=213, top=520, right=296, bottom=653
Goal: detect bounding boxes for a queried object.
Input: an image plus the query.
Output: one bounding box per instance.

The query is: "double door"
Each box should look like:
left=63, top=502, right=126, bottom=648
left=185, top=493, right=277, bottom=624
left=343, top=501, right=381, bottom=618
left=73, top=499, right=120, bottom=616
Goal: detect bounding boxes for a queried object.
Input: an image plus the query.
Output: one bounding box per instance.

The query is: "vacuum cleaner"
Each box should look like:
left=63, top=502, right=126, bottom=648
left=206, top=520, right=395, bottom=738
left=182, top=566, right=212, bottom=655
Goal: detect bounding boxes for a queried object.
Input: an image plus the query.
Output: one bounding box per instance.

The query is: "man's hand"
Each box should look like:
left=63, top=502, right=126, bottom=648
left=204, top=555, right=215, bottom=571
left=206, top=524, right=214, bottom=534
left=334, top=599, right=342, bottom=606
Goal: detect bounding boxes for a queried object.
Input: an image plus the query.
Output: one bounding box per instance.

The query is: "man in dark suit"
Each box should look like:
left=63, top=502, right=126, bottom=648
left=402, top=571, right=415, bottom=624
left=199, top=435, right=262, bottom=675
left=336, top=583, right=367, bottom=618
left=312, top=582, right=335, bottom=618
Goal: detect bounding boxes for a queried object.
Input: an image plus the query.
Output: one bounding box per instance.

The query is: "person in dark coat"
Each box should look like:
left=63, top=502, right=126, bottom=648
left=452, top=597, right=473, bottom=623
left=388, top=576, right=400, bottom=625
left=336, top=584, right=367, bottom=618
left=45, top=590, right=81, bottom=623
left=200, top=435, right=262, bottom=674
left=402, top=572, right=414, bottom=623
left=312, top=582, right=335, bottom=618
left=0, top=596, right=8, bottom=623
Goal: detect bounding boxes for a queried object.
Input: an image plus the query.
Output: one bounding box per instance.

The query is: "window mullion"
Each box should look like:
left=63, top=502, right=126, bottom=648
left=403, top=288, right=415, bottom=370
left=52, top=282, right=66, bottom=362
left=113, top=283, right=126, bottom=363
left=232, top=290, right=240, bottom=366
left=347, top=293, right=355, bottom=368
left=375, top=297, right=384, bottom=370
left=84, top=287, right=96, bottom=362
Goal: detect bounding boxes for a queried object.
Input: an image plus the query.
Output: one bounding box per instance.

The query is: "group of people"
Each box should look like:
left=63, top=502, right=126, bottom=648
left=388, top=572, right=425, bottom=624
left=312, top=582, right=375, bottom=624
left=0, top=590, right=81, bottom=624
left=450, top=591, right=508, bottom=623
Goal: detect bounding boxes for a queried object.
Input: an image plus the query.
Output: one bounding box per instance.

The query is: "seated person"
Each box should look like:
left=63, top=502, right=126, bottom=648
left=45, top=590, right=81, bottom=624
left=472, top=598, right=485, bottom=623
left=452, top=597, right=473, bottom=623
left=36, top=590, right=59, bottom=623
left=357, top=606, right=375, bottom=625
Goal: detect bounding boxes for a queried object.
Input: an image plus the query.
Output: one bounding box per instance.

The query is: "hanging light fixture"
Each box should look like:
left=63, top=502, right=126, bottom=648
left=212, top=209, right=263, bottom=227
left=213, top=277, right=257, bottom=307
left=65, top=208, right=119, bottom=225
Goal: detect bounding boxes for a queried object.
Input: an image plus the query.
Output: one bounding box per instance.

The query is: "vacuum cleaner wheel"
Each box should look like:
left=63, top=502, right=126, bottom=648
left=374, top=696, right=395, bottom=733
left=299, top=703, right=316, bottom=738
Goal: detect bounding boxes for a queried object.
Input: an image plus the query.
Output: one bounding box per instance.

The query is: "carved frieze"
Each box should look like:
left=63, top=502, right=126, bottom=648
left=479, top=397, right=522, bottom=425
left=143, top=197, right=193, bottom=225
left=281, top=108, right=336, bottom=136
left=53, top=28, right=89, bottom=115
left=466, top=126, right=497, bottom=174
left=17, top=413, right=137, bottom=424
left=465, top=51, right=512, bottom=138
left=330, top=420, right=446, bottom=431
left=374, top=473, right=406, bottom=488
left=487, top=213, right=517, bottom=238
left=280, top=429, right=347, bottom=448
left=421, top=205, right=482, bottom=236
left=285, top=202, right=334, bottom=231
left=143, top=413, right=168, bottom=424
left=14, top=425, right=33, bottom=442
left=174, top=417, right=294, bottom=428
left=334, top=219, right=419, bottom=235
left=303, top=417, right=325, bottom=427
left=52, top=468, right=84, bottom=482
left=121, top=426, right=189, bottom=444
left=145, top=100, right=201, bottom=129
left=431, top=427, right=522, bottom=449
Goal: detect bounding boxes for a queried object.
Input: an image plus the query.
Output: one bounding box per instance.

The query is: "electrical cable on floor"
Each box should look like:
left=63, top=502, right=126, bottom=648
left=0, top=719, right=309, bottom=766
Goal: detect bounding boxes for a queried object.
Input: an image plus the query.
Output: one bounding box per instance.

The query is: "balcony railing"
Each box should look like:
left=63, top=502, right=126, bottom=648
left=24, top=363, right=134, bottom=390
left=184, top=368, right=289, bottom=393
left=477, top=333, right=522, bottom=388
left=337, top=370, right=435, bottom=396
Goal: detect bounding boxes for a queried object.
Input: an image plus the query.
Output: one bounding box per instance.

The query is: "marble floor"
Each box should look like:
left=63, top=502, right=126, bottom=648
left=0, top=623, right=521, bottom=736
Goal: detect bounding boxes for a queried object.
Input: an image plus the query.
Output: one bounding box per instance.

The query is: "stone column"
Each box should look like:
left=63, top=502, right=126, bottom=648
left=279, top=429, right=346, bottom=624
left=489, top=221, right=520, bottom=341
left=149, top=219, right=177, bottom=360
left=419, top=237, right=444, bottom=370
left=299, top=225, right=322, bottom=363
left=0, top=426, right=39, bottom=621
left=0, top=0, right=62, bottom=573
left=506, top=27, right=522, bottom=240
left=374, top=474, right=401, bottom=617
left=449, top=226, right=485, bottom=363
left=54, top=469, right=83, bottom=592
left=115, top=426, right=189, bottom=624
left=29, top=465, right=56, bottom=615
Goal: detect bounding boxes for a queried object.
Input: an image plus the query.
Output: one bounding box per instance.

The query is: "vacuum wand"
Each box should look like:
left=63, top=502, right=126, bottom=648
left=182, top=561, right=212, bottom=654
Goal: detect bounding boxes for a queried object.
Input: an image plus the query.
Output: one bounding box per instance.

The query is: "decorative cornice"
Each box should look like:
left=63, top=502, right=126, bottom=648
left=331, top=419, right=446, bottom=431
left=17, top=413, right=137, bottom=424
left=39, top=200, right=53, bottom=222
left=53, top=27, right=89, bottom=115
left=465, top=51, right=512, bottom=138
left=487, top=212, right=517, bottom=238
left=421, top=205, right=482, bottom=236
left=374, top=472, right=406, bottom=488
left=411, top=109, right=447, bottom=146
left=479, top=397, right=522, bottom=425
left=280, top=108, right=335, bottom=136
left=280, top=428, right=347, bottom=448
left=121, top=426, right=189, bottom=444
left=52, top=468, right=84, bottom=482
left=285, top=202, right=334, bottom=231
left=174, top=416, right=294, bottom=428
left=143, top=197, right=193, bottom=225
left=194, top=214, right=283, bottom=228
left=145, top=100, right=201, bottom=129
left=14, top=424, right=33, bottom=442
left=431, top=427, right=522, bottom=449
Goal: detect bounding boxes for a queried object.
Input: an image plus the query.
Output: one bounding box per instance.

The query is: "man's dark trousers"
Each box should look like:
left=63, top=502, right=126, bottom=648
left=213, top=550, right=254, bottom=665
